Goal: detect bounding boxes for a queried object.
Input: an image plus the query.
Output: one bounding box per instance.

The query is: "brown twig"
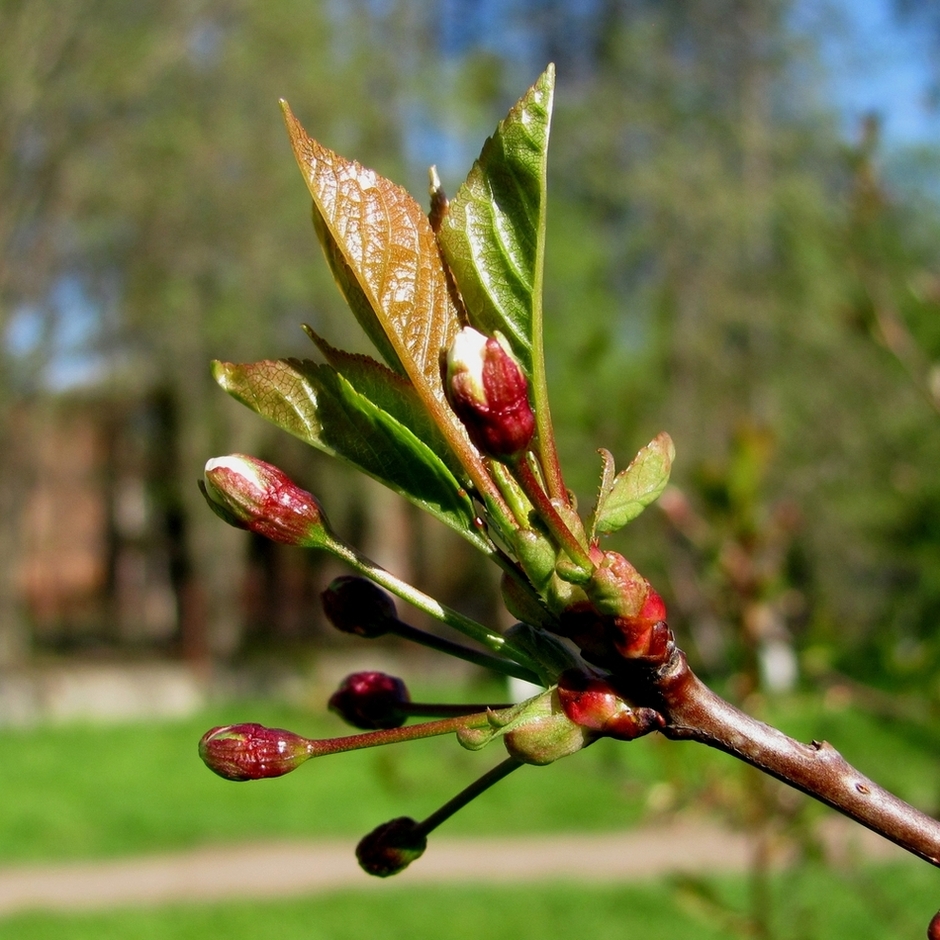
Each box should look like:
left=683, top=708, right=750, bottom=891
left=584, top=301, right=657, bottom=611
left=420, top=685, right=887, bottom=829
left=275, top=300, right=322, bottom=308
left=620, top=645, right=940, bottom=867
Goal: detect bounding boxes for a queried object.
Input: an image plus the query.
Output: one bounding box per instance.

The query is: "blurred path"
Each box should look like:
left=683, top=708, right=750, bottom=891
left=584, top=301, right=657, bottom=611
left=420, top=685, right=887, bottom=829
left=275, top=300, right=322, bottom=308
left=0, top=819, right=905, bottom=916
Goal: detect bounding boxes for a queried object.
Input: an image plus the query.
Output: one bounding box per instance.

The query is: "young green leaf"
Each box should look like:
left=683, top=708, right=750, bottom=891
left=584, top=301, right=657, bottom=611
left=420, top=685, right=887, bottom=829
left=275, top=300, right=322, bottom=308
left=587, top=448, right=617, bottom=540
left=436, top=65, right=564, bottom=499
left=212, top=358, right=490, bottom=553
left=437, top=65, right=554, bottom=375
left=593, top=432, right=676, bottom=536
left=281, top=100, right=508, bottom=519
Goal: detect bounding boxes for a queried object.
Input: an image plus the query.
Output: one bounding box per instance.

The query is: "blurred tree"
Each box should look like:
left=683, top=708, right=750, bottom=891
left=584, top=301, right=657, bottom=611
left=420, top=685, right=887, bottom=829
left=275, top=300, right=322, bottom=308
left=4, top=0, right=940, bottom=686
left=1, top=0, right=422, bottom=663
left=500, top=0, right=940, bottom=692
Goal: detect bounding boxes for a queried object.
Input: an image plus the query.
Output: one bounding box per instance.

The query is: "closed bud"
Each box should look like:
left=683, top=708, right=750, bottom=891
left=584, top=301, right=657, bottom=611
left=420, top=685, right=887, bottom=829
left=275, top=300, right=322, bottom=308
left=928, top=909, right=940, bottom=940
left=557, top=670, right=663, bottom=740
left=328, top=671, right=410, bottom=729
left=321, top=576, right=397, bottom=638
left=611, top=589, right=671, bottom=661
left=202, top=455, right=329, bottom=547
left=198, top=723, right=314, bottom=781
left=584, top=551, right=670, bottom=661
left=445, top=326, right=535, bottom=459
left=501, top=688, right=593, bottom=766
left=356, top=816, right=427, bottom=877
left=585, top=550, right=649, bottom=620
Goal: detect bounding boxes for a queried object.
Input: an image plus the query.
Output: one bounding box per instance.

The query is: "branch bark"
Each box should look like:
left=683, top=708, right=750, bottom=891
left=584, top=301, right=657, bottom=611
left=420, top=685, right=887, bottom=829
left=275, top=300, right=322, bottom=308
left=618, top=645, right=940, bottom=868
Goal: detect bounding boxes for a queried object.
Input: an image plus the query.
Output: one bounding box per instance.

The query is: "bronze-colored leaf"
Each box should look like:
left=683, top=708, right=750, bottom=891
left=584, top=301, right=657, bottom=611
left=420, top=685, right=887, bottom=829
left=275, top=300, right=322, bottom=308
left=281, top=101, right=507, bottom=520
left=283, top=102, right=456, bottom=417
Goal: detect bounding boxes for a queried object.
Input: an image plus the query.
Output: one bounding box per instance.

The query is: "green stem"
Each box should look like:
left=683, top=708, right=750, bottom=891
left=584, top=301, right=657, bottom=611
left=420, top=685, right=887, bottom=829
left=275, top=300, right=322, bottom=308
left=317, top=537, right=542, bottom=677
left=391, top=619, right=543, bottom=685
left=417, top=758, right=524, bottom=836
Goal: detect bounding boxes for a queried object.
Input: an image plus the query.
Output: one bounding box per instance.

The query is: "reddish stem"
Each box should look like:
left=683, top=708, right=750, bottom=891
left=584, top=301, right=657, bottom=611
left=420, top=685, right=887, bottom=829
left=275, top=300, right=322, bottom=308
left=512, top=454, right=592, bottom=570
left=308, top=711, right=493, bottom=757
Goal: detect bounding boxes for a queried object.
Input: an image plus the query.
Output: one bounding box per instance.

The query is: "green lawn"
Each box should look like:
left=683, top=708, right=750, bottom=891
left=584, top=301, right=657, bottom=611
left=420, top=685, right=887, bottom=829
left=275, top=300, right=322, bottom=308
left=0, top=689, right=937, bottom=864
left=2, top=691, right=940, bottom=938
left=4, top=862, right=939, bottom=940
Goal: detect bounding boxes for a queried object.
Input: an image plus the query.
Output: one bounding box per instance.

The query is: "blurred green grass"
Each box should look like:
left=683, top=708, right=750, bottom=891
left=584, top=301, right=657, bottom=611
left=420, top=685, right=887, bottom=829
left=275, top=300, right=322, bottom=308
left=0, top=689, right=937, bottom=864
left=4, top=861, right=939, bottom=940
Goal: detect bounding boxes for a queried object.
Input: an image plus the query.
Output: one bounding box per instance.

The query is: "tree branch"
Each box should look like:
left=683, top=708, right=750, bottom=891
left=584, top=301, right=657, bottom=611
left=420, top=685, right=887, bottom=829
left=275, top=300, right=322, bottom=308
left=619, top=646, right=940, bottom=867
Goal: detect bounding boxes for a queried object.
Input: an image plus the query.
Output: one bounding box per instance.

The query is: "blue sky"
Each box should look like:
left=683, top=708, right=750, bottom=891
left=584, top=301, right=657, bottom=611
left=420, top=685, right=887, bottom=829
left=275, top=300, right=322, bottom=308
left=815, top=0, right=939, bottom=146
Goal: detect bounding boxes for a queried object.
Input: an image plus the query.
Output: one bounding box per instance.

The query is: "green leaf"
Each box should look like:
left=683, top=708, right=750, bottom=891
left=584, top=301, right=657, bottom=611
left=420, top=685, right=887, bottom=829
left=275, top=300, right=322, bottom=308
left=593, top=432, right=676, bottom=536
left=437, top=65, right=555, bottom=377
left=212, top=358, right=490, bottom=552
left=302, top=325, right=467, bottom=484
left=587, top=448, right=617, bottom=540
left=436, top=66, right=565, bottom=501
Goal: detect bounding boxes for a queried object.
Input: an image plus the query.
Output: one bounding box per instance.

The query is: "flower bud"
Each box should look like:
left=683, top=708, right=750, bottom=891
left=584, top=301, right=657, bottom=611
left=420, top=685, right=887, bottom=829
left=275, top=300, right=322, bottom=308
left=557, top=670, right=663, bottom=741
left=198, top=723, right=313, bottom=780
left=356, top=816, right=427, bottom=877
left=503, top=710, right=592, bottom=766
left=611, top=589, right=671, bottom=660
left=202, top=454, right=329, bottom=547
left=321, top=576, right=398, bottom=638
left=445, top=326, right=535, bottom=459
left=328, top=671, right=410, bottom=730
left=585, top=550, right=650, bottom=620
left=928, top=909, right=940, bottom=940
left=500, top=688, right=593, bottom=766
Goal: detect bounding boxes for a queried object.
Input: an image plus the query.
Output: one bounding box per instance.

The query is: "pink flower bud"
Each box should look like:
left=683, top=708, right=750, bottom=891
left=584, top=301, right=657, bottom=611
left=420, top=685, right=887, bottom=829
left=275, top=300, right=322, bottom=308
left=328, top=672, right=410, bottom=730
left=557, top=671, right=663, bottom=740
left=321, top=576, right=397, bottom=638
left=445, top=326, right=535, bottom=459
left=202, top=455, right=328, bottom=546
left=198, top=723, right=314, bottom=780
left=356, top=816, right=427, bottom=877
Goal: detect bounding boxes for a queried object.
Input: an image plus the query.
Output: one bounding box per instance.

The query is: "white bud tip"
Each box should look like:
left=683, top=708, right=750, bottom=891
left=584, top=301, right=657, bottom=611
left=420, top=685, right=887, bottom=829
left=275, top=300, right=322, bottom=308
left=204, top=454, right=265, bottom=490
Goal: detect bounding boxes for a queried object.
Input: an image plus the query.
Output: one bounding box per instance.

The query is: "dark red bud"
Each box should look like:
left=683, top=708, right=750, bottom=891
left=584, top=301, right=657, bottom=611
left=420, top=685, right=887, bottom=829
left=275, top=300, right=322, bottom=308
left=356, top=816, right=427, bottom=877
left=928, top=909, right=940, bottom=940
left=321, top=576, right=397, bottom=638
left=557, top=671, right=663, bottom=740
left=446, top=327, right=535, bottom=459
left=328, top=672, right=410, bottom=729
left=198, top=723, right=313, bottom=780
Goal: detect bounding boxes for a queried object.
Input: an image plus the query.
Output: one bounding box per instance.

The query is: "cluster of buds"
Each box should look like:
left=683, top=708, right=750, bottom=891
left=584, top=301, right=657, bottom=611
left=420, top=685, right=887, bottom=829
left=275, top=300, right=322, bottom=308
left=198, top=247, right=674, bottom=880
